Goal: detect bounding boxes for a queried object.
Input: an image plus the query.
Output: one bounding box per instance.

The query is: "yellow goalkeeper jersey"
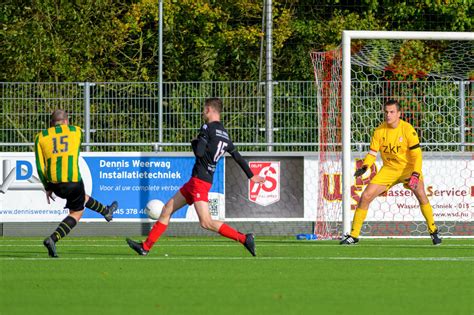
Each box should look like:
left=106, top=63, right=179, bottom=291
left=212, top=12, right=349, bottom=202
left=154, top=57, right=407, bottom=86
left=366, top=119, right=422, bottom=173
left=34, top=124, right=83, bottom=187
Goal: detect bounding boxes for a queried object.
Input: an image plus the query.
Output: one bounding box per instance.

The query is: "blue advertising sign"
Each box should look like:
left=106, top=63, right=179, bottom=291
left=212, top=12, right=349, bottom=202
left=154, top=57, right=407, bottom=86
left=82, top=155, right=224, bottom=221
left=0, top=153, right=224, bottom=222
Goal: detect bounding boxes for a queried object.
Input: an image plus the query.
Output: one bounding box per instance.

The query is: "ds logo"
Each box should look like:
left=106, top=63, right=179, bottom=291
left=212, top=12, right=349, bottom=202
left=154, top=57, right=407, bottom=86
left=0, top=159, right=43, bottom=193
left=248, top=161, right=280, bottom=206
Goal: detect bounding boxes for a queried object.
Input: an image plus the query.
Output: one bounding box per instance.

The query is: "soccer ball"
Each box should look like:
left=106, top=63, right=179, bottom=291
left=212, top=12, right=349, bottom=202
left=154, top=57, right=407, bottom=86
left=144, top=199, right=164, bottom=220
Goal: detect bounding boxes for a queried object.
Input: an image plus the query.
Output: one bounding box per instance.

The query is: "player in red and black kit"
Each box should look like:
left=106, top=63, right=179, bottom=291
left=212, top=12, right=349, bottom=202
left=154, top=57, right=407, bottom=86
left=126, top=98, right=265, bottom=256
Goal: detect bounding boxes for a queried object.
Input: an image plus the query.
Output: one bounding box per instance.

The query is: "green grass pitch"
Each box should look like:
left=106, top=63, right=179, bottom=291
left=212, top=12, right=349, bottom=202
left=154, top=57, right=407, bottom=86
left=1, top=237, right=473, bottom=315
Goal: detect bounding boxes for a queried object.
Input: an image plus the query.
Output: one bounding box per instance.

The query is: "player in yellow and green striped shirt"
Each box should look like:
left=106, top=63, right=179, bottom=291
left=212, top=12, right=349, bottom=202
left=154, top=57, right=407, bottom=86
left=34, top=109, right=118, bottom=257
left=340, top=100, right=441, bottom=246
left=35, top=117, right=83, bottom=186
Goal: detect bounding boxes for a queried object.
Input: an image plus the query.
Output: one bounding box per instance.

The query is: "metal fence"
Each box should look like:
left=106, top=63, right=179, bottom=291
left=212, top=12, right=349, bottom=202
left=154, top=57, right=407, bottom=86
left=350, top=80, right=473, bottom=152
left=0, top=81, right=318, bottom=152
left=0, top=80, right=471, bottom=152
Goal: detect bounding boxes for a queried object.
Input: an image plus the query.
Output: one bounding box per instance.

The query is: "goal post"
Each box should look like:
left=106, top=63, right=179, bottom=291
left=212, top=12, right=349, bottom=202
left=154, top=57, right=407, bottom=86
left=341, top=31, right=474, bottom=236
left=312, top=30, right=474, bottom=238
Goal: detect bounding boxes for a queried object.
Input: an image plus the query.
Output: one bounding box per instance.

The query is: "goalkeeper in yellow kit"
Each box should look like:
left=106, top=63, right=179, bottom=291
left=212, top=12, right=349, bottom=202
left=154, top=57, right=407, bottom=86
left=340, top=100, right=441, bottom=245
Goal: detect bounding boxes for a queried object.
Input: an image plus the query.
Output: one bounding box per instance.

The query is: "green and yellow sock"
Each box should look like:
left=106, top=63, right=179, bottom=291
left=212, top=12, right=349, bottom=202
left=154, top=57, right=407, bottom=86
left=50, top=216, right=77, bottom=242
left=85, top=197, right=107, bottom=215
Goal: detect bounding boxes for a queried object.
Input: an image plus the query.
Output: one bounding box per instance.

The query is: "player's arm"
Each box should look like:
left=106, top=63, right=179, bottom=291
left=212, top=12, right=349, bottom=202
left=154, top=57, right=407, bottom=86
left=228, top=146, right=264, bottom=183
left=79, top=127, right=84, bottom=147
left=191, top=125, right=209, bottom=158
left=34, top=134, right=49, bottom=189
left=354, top=131, right=379, bottom=177
left=407, top=127, right=423, bottom=189
left=407, top=126, right=422, bottom=174
left=408, top=146, right=422, bottom=172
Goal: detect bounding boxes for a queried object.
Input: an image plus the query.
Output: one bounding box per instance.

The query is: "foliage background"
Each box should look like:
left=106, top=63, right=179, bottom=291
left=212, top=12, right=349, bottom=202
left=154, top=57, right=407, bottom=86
left=2, top=0, right=472, bottom=82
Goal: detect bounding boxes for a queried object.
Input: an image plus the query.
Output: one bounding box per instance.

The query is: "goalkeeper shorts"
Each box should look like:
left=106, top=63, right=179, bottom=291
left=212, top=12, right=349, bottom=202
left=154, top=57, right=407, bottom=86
left=370, top=166, right=424, bottom=191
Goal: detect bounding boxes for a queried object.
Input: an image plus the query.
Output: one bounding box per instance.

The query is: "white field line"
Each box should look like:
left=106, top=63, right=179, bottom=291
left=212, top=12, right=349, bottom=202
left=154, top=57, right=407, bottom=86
left=0, top=243, right=473, bottom=247
left=0, top=256, right=472, bottom=262
left=1, top=238, right=473, bottom=243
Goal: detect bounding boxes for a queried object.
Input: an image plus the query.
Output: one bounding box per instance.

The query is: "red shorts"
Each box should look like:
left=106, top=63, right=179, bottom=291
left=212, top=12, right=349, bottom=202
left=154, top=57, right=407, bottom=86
left=179, top=177, right=212, bottom=205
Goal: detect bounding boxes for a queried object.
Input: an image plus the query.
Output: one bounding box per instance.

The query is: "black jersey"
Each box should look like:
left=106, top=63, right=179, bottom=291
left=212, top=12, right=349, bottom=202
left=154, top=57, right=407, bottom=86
left=191, top=121, right=254, bottom=184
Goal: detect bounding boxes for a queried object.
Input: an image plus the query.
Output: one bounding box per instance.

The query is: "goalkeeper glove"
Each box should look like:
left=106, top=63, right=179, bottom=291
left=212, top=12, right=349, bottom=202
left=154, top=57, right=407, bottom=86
left=354, top=165, right=368, bottom=177
left=408, top=172, right=420, bottom=190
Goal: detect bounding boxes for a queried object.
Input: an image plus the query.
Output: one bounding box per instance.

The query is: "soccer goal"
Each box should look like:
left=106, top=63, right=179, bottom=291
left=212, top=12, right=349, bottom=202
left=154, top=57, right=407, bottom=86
left=311, top=31, right=473, bottom=239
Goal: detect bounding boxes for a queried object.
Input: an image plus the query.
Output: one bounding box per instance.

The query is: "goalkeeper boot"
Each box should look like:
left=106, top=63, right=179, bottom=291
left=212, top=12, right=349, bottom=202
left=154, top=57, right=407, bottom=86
left=126, top=238, right=149, bottom=256
left=43, top=237, right=58, bottom=258
left=430, top=230, right=442, bottom=246
left=340, top=234, right=359, bottom=245
left=243, top=233, right=256, bottom=256
left=104, top=201, right=119, bottom=222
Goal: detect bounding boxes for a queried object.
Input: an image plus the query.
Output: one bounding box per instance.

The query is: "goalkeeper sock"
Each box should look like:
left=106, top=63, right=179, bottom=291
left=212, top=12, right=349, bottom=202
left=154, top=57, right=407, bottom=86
left=85, top=197, right=107, bottom=216
left=143, top=221, right=168, bottom=250
left=218, top=224, right=246, bottom=243
left=420, top=203, right=437, bottom=233
left=350, top=208, right=368, bottom=238
left=50, top=216, right=77, bottom=242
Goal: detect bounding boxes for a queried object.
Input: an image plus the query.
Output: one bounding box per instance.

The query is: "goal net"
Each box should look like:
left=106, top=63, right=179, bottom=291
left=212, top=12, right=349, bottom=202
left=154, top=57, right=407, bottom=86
left=311, top=31, right=473, bottom=238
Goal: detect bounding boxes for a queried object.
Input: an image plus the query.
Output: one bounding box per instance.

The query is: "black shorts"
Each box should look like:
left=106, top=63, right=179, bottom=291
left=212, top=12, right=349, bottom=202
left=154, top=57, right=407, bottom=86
left=48, top=181, right=86, bottom=211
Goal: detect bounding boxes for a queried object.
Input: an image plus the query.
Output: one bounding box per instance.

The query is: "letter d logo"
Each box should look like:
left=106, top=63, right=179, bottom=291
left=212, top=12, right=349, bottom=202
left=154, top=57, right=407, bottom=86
left=16, top=160, right=33, bottom=180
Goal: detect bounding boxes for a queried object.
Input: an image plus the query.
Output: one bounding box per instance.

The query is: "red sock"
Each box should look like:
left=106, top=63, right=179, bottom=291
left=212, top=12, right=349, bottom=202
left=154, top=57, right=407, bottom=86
left=143, top=222, right=168, bottom=250
left=218, top=223, right=246, bottom=244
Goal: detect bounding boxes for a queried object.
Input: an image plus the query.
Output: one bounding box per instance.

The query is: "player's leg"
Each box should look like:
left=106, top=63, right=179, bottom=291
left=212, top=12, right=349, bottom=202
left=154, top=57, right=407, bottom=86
left=189, top=178, right=243, bottom=239
left=84, top=188, right=118, bottom=222
left=194, top=201, right=255, bottom=256
left=192, top=177, right=255, bottom=255
left=341, top=167, right=395, bottom=245
left=194, top=201, right=244, bottom=242
left=341, top=183, right=387, bottom=244
left=194, top=200, right=223, bottom=232
left=126, top=190, right=188, bottom=255
left=144, top=190, right=187, bottom=249
left=43, top=183, right=85, bottom=257
left=407, top=178, right=441, bottom=245
left=409, top=178, right=435, bottom=231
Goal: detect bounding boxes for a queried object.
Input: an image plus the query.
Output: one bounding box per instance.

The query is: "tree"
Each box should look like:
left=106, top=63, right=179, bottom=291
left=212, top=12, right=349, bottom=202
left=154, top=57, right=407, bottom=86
left=1, top=0, right=471, bottom=82
left=1, top=1, right=134, bottom=81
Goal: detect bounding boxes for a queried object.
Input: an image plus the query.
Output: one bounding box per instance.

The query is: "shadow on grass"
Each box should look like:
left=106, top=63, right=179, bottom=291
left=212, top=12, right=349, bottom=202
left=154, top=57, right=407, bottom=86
left=0, top=252, right=46, bottom=258
left=258, top=239, right=339, bottom=246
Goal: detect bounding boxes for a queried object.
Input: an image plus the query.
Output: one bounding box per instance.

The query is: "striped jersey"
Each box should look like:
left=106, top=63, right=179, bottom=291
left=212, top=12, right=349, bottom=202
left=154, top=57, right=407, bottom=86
left=34, top=124, right=83, bottom=187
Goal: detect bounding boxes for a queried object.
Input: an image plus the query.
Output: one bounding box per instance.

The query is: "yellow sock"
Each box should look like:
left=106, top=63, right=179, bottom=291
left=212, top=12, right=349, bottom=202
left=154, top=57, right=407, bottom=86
left=420, top=203, right=437, bottom=234
left=351, top=208, right=368, bottom=238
